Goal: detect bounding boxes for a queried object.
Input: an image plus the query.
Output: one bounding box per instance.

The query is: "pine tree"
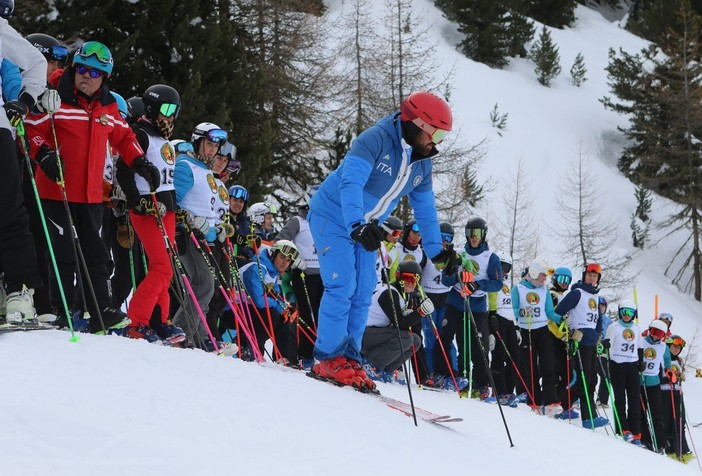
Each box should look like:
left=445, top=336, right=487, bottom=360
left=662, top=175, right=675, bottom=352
left=569, top=52, right=587, bottom=86
left=525, top=0, right=577, bottom=28
left=630, top=184, right=651, bottom=249
left=529, top=26, right=562, bottom=87
left=436, top=0, right=512, bottom=68
left=603, top=0, right=702, bottom=299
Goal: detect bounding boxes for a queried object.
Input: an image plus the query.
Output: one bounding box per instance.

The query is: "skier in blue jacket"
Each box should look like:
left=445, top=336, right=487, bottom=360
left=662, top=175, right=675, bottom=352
left=308, top=91, right=460, bottom=391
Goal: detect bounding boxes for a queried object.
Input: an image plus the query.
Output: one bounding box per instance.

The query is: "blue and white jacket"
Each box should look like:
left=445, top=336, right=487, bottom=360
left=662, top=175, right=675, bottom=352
left=443, top=242, right=503, bottom=313
left=310, top=112, right=442, bottom=260
left=241, top=248, right=284, bottom=314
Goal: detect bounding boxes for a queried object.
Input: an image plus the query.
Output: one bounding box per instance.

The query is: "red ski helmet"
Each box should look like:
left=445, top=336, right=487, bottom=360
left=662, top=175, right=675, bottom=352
left=400, top=91, right=452, bottom=144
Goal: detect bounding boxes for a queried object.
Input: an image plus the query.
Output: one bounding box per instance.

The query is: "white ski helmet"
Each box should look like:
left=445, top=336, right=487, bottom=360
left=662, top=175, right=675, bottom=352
left=247, top=202, right=277, bottom=226
left=269, top=239, right=300, bottom=263
left=191, top=122, right=227, bottom=146
left=527, top=258, right=551, bottom=280
left=649, top=319, right=668, bottom=338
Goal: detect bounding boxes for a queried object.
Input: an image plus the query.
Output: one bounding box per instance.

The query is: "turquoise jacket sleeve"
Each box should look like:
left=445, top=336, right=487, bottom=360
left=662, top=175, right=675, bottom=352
left=174, top=159, right=194, bottom=205
left=1, top=59, right=22, bottom=101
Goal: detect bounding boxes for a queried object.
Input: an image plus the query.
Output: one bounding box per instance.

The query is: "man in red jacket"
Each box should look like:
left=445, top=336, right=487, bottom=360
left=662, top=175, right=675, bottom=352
left=25, top=41, right=152, bottom=333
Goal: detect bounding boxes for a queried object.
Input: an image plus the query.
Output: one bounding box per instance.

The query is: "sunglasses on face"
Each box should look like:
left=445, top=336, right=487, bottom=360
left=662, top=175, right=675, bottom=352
left=75, top=65, right=103, bottom=79
left=159, top=102, right=179, bottom=118
left=619, top=308, right=636, bottom=318
left=554, top=274, right=571, bottom=285
left=77, top=41, right=112, bottom=64
left=441, top=233, right=454, bottom=243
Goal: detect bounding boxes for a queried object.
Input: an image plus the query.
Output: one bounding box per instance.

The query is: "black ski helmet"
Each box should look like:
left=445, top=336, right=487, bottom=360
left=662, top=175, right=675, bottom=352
left=382, top=215, right=404, bottom=235
left=0, top=0, right=13, bottom=19
left=439, top=222, right=454, bottom=235
left=126, top=96, right=145, bottom=123
left=142, top=84, right=181, bottom=121
left=396, top=260, right=422, bottom=280
left=464, top=217, right=487, bottom=245
left=26, top=33, right=67, bottom=62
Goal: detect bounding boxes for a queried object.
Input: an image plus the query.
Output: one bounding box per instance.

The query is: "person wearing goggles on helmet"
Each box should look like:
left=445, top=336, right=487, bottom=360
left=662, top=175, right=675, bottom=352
left=239, top=240, right=301, bottom=365
left=662, top=334, right=692, bottom=460
left=0, top=4, right=53, bottom=327
left=374, top=215, right=403, bottom=288
left=428, top=217, right=503, bottom=396
left=640, top=318, right=673, bottom=453
left=26, top=33, right=67, bottom=82
left=308, top=90, right=456, bottom=391
left=361, top=260, right=427, bottom=384
left=25, top=40, right=147, bottom=334
left=553, top=263, right=610, bottom=428
left=171, top=122, right=230, bottom=350
left=275, top=185, right=323, bottom=370
left=602, top=300, right=644, bottom=445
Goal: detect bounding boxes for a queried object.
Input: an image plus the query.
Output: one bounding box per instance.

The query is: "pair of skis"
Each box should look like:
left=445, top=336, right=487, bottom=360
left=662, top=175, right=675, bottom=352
left=305, top=370, right=462, bottom=425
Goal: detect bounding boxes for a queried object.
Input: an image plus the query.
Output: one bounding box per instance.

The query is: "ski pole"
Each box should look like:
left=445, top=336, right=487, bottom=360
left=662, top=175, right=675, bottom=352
left=574, top=342, right=597, bottom=429
left=15, top=118, right=77, bottom=341
left=380, top=255, right=417, bottom=426
left=466, top=304, right=515, bottom=447
left=251, top=239, right=282, bottom=362
left=681, top=382, right=702, bottom=471
left=640, top=383, right=659, bottom=452
left=596, top=349, right=622, bottom=437
left=48, top=115, right=106, bottom=333
left=495, top=330, right=535, bottom=405
left=417, top=282, right=462, bottom=398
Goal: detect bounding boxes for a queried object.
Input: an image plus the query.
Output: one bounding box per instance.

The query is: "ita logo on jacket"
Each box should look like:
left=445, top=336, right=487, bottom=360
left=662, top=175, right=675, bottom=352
left=161, top=143, right=175, bottom=165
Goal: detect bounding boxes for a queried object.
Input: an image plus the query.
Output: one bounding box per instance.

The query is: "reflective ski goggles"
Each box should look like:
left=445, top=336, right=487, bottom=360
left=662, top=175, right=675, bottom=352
left=585, top=263, right=602, bottom=274
left=206, top=128, right=228, bottom=143
left=649, top=327, right=666, bottom=340
left=228, top=186, right=249, bottom=201
left=466, top=228, right=485, bottom=240
left=666, top=336, right=686, bottom=348
left=501, top=263, right=512, bottom=274
left=410, top=116, right=449, bottom=144
left=619, top=307, right=636, bottom=319
left=38, top=44, right=68, bottom=62
left=384, top=228, right=402, bottom=238
left=174, top=141, right=194, bottom=154
left=554, top=274, right=572, bottom=285
left=275, top=243, right=300, bottom=262
left=410, top=223, right=420, bottom=233
left=398, top=272, right=419, bottom=285
left=441, top=233, right=454, bottom=243
left=76, top=41, right=113, bottom=65
left=75, top=65, right=103, bottom=78
left=159, top=102, right=179, bottom=118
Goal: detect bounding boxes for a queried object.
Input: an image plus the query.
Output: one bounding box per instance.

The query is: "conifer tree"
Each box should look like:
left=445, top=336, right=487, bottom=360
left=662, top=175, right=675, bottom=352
left=603, top=0, right=702, bottom=299
left=525, top=0, right=577, bottom=28
left=630, top=184, right=651, bottom=249
left=529, top=26, right=561, bottom=86
left=569, top=52, right=587, bottom=86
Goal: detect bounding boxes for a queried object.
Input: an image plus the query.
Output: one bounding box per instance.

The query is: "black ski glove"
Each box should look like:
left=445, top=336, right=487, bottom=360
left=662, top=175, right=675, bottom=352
left=132, top=156, right=160, bottom=192
left=432, top=244, right=461, bottom=275
left=4, top=99, right=28, bottom=126
left=36, top=145, right=62, bottom=182
left=350, top=222, right=385, bottom=252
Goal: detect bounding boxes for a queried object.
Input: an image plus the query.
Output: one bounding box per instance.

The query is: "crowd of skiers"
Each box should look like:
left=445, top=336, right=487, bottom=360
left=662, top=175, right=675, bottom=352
left=0, top=1, right=694, bottom=464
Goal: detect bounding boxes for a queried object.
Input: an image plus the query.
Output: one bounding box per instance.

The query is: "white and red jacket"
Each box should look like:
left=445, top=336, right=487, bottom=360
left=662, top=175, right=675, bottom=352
left=24, top=67, right=143, bottom=203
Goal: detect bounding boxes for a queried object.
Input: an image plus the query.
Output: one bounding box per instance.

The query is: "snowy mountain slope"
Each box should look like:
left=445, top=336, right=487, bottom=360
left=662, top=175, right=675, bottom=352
left=2, top=330, right=699, bottom=476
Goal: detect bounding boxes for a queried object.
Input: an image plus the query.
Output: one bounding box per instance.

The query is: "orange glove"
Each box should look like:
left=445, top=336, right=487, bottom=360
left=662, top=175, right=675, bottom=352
left=665, top=368, right=678, bottom=384
left=283, top=305, right=298, bottom=323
